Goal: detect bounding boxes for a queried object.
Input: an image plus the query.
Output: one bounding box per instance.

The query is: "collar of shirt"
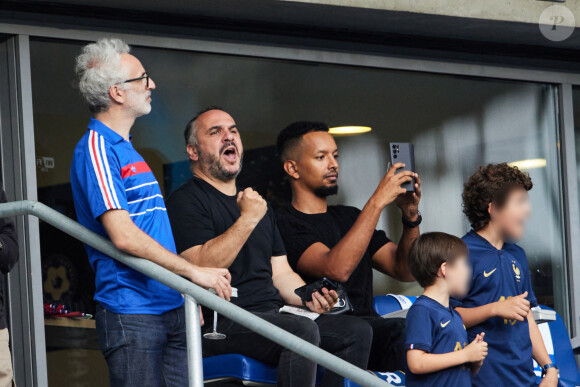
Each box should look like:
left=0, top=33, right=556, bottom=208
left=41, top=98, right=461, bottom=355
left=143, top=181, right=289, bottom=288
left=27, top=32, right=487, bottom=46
left=88, top=118, right=131, bottom=144
left=467, top=229, right=514, bottom=252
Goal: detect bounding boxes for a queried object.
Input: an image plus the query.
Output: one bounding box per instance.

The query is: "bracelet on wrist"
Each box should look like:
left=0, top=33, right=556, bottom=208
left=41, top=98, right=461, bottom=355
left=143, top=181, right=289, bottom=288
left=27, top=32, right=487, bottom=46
left=541, top=363, right=558, bottom=377
left=402, top=211, right=422, bottom=228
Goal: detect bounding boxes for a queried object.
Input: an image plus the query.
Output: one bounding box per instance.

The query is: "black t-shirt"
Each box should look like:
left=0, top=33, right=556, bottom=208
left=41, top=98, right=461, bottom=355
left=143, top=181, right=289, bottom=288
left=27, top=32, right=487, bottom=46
left=166, top=177, right=285, bottom=317
left=276, top=205, right=390, bottom=317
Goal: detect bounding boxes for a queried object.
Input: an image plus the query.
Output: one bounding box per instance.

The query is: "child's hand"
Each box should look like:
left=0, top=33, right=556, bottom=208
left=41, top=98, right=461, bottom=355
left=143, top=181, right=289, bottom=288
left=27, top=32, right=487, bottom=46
left=493, top=291, right=530, bottom=322
left=463, top=333, right=488, bottom=363
left=473, top=333, right=486, bottom=367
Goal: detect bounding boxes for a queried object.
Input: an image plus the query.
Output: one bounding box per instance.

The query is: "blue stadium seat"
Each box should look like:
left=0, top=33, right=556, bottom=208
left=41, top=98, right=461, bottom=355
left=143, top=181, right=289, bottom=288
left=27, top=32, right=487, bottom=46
left=203, top=354, right=326, bottom=385
left=373, top=294, right=417, bottom=317
left=344, top=371, right=406, bottom=387
left=533, top=306, right=580, bottom=387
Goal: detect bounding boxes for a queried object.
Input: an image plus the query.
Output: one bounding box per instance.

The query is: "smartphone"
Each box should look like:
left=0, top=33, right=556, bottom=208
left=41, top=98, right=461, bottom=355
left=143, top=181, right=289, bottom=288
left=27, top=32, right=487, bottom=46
left=389, top=142, right=416, bottom=192
left=319, top=277, right=339, bottom=293
left=294, top=277, right=339, bottom=302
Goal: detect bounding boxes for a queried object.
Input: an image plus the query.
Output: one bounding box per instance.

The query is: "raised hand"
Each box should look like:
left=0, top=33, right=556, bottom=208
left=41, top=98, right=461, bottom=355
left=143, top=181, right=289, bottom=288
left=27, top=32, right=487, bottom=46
left=371, top=163, right=415, bottom=209
left=237, top=188, right=268, bottom=226
left=494, top=291, right=530, bottom=322
left=395, top=172, right=421, bottom=220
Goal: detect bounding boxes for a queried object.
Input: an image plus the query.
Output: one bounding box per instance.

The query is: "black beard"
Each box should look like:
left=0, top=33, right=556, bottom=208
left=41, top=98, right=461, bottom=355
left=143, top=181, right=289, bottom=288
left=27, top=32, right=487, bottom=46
left=199, top=149, right=243, bottom=182
left=314, top=185, right=338, bottom=198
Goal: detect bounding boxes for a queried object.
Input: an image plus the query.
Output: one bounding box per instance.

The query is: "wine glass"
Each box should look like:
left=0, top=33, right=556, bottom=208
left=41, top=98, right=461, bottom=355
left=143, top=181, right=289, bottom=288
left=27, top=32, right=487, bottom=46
left=203, top=287, right=238, bottom=340
left=203, top=310, right=227, bottom=340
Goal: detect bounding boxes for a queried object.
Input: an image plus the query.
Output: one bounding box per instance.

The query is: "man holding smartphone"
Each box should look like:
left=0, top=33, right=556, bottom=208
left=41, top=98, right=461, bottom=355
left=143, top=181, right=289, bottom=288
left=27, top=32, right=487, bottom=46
left=166, top=107, right=373, bottom=387
left=276, top=121, right=421, bottom=371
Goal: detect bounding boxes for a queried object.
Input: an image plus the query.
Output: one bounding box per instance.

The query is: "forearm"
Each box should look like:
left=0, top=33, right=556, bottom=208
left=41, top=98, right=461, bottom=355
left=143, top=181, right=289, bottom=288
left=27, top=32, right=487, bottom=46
left=393, top=224, right=419, bottom=281
left=323, top=199, right=383, bottom=280
left=529, top=311, right=551, bottom=366
left=273, top=270, right=306, bottom=306
left=182, top=216, right=257, bottom=268
left=102, top=211, right=195, bottom=278
left=456, top=304, right=497, bottom=328
left=119, top=225, right=196, bottom=277
left=407, top=350, right=468, bottom=374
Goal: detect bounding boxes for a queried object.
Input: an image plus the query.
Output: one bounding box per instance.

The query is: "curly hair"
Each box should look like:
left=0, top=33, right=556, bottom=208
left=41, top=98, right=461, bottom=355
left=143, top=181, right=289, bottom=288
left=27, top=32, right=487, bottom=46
left=75, top=38, right=130, bottom=114
left=462, top=162, right=533, bottom=231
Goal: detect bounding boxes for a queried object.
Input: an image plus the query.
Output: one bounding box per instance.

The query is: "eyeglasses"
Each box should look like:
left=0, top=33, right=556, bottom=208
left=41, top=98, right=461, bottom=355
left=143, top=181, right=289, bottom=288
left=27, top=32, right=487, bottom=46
left=119, top=74, right=150, bottom=88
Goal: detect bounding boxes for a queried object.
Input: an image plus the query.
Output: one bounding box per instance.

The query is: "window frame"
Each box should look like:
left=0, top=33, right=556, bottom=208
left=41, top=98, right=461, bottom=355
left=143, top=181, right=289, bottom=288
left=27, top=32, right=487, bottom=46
left=0, top=19, right=578, bottom=386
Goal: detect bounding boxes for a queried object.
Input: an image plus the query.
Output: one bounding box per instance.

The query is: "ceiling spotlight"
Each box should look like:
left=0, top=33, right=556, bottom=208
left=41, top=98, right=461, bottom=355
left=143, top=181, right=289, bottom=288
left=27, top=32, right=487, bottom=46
left=328, top=126, right=372, bottom=136
left=508, top=158, right=547, bottom=170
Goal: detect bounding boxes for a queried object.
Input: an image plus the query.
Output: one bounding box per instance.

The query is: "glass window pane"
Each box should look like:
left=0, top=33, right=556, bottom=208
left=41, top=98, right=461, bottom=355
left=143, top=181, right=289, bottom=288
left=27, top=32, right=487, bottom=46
left=30, top=39, right=569, bottom=383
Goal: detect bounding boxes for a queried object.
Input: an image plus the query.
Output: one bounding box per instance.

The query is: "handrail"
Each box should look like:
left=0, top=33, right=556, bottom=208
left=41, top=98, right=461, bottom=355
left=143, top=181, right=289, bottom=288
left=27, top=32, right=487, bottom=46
left=1, top=201, right=394, bottom=387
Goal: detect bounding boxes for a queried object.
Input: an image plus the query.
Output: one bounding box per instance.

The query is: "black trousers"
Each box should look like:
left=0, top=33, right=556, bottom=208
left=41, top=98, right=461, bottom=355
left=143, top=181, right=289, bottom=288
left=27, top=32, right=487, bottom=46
left=202, top=310, right=372, bottom=387
left=360, top=316, right=406, bottom=371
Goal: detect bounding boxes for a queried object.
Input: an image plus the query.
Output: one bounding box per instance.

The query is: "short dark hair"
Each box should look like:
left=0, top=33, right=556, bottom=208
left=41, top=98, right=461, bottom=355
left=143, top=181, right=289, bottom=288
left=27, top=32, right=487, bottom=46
left=184, top=105, right=227, bottom=146
left=277, top=121, right=329, bottom=161
left=462, top=163, right=533, bottom=231
left=407, top=232, right=468, bottom=288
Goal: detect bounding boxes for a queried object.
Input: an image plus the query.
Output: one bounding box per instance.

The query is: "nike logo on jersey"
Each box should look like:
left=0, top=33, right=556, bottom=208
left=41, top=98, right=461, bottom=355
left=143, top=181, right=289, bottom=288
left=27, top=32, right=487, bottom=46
left=440, top=320, right=450, bottom=328
left=483, top=268, right=497, bottom=277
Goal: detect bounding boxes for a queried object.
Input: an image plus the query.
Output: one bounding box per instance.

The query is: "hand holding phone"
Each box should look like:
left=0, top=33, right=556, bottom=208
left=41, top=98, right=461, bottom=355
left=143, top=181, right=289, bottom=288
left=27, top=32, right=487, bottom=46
left=294, top=277, right=339, bottom=302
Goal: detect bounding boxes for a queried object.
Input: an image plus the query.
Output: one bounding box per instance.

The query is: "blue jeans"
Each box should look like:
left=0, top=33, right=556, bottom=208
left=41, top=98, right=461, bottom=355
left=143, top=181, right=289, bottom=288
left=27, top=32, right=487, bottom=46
left=95, top=304, right=187, bottom=387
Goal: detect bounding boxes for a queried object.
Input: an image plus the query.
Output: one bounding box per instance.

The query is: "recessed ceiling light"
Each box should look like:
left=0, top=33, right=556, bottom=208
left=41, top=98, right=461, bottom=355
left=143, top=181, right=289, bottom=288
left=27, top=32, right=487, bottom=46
left=328, top=126, right=372, bottom=136
left=508, top=158, right=547, bottom=170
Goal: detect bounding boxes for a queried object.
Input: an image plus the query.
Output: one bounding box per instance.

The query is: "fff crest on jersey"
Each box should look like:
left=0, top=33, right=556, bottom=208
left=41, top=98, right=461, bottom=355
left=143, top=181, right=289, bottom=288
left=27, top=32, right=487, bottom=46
left=512, top=261, right=521, bottom=282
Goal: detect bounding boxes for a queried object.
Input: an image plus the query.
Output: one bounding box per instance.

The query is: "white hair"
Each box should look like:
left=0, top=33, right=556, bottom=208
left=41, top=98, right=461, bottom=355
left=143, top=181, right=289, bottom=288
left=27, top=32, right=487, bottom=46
left=75, top=38, right=130, bottom=114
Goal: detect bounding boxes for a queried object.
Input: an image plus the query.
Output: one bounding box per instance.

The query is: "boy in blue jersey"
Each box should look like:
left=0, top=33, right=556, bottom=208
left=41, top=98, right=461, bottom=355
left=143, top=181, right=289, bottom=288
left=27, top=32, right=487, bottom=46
left=455, top=163, right=558, bottom=387
left=406, top=232, right=488, bottom=386
left=71, top=38, right=231, bottom=387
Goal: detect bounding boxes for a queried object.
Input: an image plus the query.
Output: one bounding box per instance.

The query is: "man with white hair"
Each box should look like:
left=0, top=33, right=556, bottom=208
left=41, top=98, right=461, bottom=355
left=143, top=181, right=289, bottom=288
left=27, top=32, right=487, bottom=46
left=70, top=38, right=232, bottom=387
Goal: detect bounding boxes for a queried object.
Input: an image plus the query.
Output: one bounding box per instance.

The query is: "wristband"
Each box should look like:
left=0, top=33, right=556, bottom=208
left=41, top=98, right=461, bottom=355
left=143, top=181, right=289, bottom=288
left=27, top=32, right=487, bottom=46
left=402, top=211, right=422, bottom=228
left=541, top=363, right=558, bottom=377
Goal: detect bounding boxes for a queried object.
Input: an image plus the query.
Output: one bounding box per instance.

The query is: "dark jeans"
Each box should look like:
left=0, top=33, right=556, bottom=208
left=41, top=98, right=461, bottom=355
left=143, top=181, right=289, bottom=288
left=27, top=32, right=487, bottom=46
left=95, top=304, right=187, bottom=387
left=360, top=316, right=406, bottom=371
left=203, top=310, right=372, bottom=387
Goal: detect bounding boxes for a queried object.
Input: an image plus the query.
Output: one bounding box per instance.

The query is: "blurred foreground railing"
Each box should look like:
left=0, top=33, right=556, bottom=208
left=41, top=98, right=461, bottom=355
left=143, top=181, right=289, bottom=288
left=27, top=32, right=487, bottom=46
left=0, top=200, right=393, bottom=387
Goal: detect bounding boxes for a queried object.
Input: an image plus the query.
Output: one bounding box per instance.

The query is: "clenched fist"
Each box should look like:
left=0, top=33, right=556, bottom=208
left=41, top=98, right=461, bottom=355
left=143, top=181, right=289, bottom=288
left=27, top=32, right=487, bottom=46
left=493, top=291, right=530, bottom=322
left=463, top=333, right=488, bottom=363
left=237, top=188, right=268, bottom=226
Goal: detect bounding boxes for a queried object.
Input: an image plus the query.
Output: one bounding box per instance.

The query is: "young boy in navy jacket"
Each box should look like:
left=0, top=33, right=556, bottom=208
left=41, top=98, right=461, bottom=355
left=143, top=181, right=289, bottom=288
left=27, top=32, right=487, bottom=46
left=406, top=232, right=488, bottom=386
left=454, top=163, right=558, bottom=387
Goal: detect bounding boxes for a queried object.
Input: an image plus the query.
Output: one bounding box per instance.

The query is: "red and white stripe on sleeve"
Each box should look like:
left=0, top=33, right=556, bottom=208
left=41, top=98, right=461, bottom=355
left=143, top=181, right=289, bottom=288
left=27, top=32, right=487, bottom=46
left=88, top=130, right=122, bottom=210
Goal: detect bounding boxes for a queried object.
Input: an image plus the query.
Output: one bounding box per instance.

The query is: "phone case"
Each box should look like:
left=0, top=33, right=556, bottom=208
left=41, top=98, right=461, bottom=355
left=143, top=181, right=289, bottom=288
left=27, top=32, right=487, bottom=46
left=389, top=142, right=416, bottom=192
left=294, top=278, right=338, bottom=302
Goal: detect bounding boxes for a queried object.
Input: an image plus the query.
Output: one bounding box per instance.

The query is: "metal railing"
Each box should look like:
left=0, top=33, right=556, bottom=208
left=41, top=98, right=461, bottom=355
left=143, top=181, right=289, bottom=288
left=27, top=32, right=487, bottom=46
left=0, top=200, right=394, bottom=387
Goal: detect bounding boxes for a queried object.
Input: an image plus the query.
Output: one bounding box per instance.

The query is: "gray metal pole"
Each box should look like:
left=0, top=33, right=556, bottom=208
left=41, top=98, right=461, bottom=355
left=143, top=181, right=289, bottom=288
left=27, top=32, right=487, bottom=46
left=184, top=295, right=204, bottom=387
left=0, top=201, right=394, bottom=387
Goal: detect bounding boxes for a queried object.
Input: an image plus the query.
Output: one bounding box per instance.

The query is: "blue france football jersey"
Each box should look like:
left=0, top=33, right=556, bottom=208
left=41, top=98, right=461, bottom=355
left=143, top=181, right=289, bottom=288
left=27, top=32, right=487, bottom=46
left=405, top=295, right=471, bottom=386
left=453, top=230, right=538, bottom=387
left=70, top=118, right=184, bottom=315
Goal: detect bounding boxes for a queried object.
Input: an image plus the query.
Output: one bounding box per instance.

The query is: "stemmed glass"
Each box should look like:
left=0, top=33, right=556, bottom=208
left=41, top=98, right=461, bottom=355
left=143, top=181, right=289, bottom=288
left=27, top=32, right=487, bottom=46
left=203, top=310, right=227, bottom=340
left=203, top=287, right=237, bottom=340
